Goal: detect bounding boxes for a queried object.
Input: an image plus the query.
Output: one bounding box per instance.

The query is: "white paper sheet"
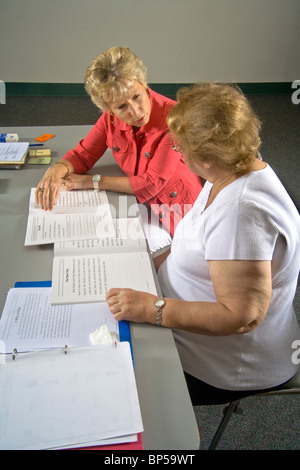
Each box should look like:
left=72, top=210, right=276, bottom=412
left=24, top=211, right=115, bottom=245
left=0, top=287, right=118, bottom=354
left=29, top=187, right=111, bottom=214
left=54, top=217, right=147, bottom=256
left=24, top=188, right=115, bottom=245
left=51, top=251, right=157, bottom=304
left=0, top=343, right=143, bottom=450
left=0, top=142, right=29, bottom=162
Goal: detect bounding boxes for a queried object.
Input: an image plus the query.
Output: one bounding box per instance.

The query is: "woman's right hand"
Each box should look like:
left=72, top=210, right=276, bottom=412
left=35, top=161, right=71, bottom=211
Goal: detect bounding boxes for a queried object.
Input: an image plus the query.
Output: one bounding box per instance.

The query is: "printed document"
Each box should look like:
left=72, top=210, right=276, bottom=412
left=0, top=287, right=118, bottom=354
left=51, top=217, right=158, bottom=305
left=24, top=188, right=115, bottom=245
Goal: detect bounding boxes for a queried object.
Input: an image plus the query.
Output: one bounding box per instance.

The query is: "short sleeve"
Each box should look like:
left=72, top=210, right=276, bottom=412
left=204, top=201, right=279, bottom=260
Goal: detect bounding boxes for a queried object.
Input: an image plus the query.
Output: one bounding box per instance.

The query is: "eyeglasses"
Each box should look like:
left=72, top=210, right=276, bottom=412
left=172, top=141, right=183, bottom=153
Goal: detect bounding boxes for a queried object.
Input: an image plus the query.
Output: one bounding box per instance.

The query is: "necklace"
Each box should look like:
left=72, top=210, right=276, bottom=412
left=205, top=172, right=238, bottom=209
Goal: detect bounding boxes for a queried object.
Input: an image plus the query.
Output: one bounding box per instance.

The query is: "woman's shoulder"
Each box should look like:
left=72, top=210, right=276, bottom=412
left=147, top=87, right=176, bottom=130
left=148, top=87, right=176, bottom=109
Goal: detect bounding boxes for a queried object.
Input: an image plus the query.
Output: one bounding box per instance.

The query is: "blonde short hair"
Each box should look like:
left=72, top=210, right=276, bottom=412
left=167, top=82, right=262, bottom=172
left=84, top=46, right=147, bottom=111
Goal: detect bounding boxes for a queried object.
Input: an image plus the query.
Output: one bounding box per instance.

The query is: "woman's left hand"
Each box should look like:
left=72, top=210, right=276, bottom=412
left=106, top=288, right=157, bottom=324
left=62, top=174, right=93, bottom=190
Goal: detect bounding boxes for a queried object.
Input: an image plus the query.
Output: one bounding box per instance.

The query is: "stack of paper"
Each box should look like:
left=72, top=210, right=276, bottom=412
left=0, top=142, right=29, bottom=169
left=0, top=287, right=143, bottom=450
left=24, top=189, right=157, bottom=304
left=0, top=344, right=143, bottom=450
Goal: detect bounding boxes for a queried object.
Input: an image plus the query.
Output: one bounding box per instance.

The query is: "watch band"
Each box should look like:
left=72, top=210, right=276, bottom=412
left=156, top=308, right=163, bottom=326
left=92, top=174, right=101, bottom=191
left=155, top=297, right=165, bottom=326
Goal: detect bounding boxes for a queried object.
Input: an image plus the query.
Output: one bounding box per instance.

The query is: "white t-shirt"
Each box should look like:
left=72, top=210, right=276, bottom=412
left=158, top=165, right=300, bottom=390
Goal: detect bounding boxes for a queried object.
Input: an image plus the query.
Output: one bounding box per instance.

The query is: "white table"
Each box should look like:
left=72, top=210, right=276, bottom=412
left=0, top=125, right=200, bottom=450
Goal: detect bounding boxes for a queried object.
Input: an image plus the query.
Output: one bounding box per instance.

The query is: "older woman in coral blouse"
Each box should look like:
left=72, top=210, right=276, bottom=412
left=35, top=47, right=203, bottom=252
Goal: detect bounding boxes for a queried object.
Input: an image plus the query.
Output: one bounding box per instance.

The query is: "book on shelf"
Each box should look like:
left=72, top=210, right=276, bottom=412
left=0, top=142, right=29, bottom=169
left=51, top=217, right=158, bottom=305
left=24, top=188, right=115, bottom=246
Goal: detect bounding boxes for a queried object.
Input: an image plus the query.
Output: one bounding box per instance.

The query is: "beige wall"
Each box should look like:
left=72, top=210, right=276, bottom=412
left=1, top=0, right=299, bottom=83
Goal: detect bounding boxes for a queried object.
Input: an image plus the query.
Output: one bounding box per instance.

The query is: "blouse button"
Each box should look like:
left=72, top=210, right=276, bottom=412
left=170, top=191, right=177, bottom=198
left=112, top=146, right=119, bottom=152
left=144, top=152, right=151, bottom=158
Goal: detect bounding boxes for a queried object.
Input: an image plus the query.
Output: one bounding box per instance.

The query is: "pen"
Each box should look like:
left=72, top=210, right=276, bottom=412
left=29, top=143, right=44, bottom=147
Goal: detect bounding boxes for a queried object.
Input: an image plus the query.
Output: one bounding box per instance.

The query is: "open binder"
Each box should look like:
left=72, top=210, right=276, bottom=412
left=13, top=280, right=132, bottom=356
left=0, top=281, right=143, bottom=450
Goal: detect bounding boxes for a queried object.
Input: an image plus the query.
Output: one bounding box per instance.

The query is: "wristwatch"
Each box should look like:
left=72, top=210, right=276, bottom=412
left=92, top=174, right=101, bottom=191
left=155, top=297, right=165, bottom=326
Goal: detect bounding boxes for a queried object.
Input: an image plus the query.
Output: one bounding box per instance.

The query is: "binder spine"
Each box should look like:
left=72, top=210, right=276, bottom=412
left=7, top=342, right=120, bottom=362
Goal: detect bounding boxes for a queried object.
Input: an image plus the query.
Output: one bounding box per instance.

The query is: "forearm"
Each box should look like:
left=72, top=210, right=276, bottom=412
left=160, top=298, right=254, bottom=336
left=62, top=173, right=135, bottom=194
left=99, top=175, right=135, bottom=194
left=153, top=248, right=171, bottom=270
left=107, top=261, right=271, bottom=336
left=106, top=289, right=257, bottom=336
left=161, top=261, right=271, bottom=335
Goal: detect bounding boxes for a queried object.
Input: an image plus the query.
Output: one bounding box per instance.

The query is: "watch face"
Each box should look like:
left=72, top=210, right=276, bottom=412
left=155, top=298, right=165, bottom=308
left=92, top=175, right=100, bottom=182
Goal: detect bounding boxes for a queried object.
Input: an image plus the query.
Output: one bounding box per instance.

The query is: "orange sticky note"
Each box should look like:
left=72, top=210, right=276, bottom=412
left=35, top=133, right=55, bottom=142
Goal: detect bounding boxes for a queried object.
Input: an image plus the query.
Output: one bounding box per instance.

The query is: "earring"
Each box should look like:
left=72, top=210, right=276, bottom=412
left=110, top=113, right=114, bottom=125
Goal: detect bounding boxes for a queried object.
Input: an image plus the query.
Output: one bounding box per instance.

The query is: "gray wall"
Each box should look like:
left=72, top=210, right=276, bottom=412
left=1, top=0, right=299, bottom=84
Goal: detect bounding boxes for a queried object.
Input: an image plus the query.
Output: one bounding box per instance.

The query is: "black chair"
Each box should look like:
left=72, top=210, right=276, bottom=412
left=209, top=365, right=300, bottom=450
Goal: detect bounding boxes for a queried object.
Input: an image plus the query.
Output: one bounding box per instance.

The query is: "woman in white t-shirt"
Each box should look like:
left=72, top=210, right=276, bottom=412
left=106, top=82, right=300, bottom=405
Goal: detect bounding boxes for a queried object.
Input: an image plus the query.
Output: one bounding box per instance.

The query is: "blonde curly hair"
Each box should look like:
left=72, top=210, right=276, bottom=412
left=84, top=46, right=148, bottom=111
left=167, top=82, right=262, bottom=172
